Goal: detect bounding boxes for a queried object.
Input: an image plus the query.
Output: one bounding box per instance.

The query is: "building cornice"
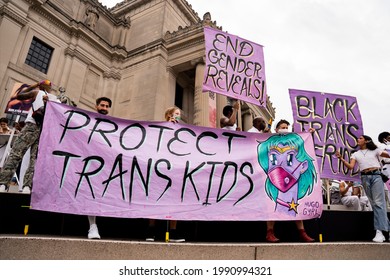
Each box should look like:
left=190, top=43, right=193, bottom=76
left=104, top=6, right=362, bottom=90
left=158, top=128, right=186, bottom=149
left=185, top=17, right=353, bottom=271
left=0, top=5, right=28, bottom=26
left=165, top=12, right=221, bottom=41
left=103, top=70, right=122, bottom=80
left=64, top=47, right=92, bottom=65
left=110, top=0, right=199, bottom=23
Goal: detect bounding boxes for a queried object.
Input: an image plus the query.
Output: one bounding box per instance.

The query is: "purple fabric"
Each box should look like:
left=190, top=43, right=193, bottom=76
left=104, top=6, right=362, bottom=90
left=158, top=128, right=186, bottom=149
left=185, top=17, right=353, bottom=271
left=203, top=26, right=267, bottom=107
left=289, top=89, right=364, bottom=181
left=31, top=102, right=323, bottom=221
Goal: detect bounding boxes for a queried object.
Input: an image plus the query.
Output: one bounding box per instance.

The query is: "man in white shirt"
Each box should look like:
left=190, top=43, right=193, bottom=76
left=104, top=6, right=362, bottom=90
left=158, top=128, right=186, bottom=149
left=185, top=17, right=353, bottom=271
left=220, top=101, right=240, bottom=131
left=0, top=80, right=58, bottom=194
left=247, top=116, right=268, bottom=133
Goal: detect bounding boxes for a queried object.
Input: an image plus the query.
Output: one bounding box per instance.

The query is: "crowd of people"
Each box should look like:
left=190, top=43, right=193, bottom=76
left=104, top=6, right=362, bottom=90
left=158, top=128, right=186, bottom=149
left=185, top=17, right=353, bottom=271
left=0, top=83, right=389, bottom=243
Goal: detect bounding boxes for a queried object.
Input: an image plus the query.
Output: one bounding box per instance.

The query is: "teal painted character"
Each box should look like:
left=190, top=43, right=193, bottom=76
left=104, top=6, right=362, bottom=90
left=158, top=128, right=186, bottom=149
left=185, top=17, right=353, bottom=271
left=258, top=133, right=317, bottom=216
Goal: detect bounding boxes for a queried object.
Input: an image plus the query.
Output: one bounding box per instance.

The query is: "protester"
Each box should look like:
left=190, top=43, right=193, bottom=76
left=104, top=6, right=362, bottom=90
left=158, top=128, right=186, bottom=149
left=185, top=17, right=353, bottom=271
left=87, top=97, right=112, bottom=240
left=0, top=118, right=11, bottom=134
left=0, top=80, right=57, bottom=194
left=264, top=119, right=315, bottom=242
left=378, top=131, right=390, bottom=180
left=220, top=100, right=240, bottom=131
left=13, top=121, right=26, bottom=134
left=247, top=116, right=268, bottom=133
left=145, top=106, right=185, bottom=243
left=336, top=135, right=390, bottom=242
left=339, top=181, right=371, bottom=211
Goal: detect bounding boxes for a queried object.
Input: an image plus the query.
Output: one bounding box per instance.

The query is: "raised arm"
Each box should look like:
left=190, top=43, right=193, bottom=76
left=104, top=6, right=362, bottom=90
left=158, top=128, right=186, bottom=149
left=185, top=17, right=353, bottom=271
left=335, top=151, right=356, bottom=170
left=380, top=151, right=390, bottom=158
left=16, top=83, right=40, bottom=100
left=339, top=181, right=350, bottom=196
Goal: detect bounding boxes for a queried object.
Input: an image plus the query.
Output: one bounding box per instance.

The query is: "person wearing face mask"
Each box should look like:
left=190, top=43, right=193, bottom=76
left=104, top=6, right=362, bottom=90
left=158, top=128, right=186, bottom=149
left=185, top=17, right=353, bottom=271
left=264, top=119, right=315, bottom=242
left=145, top=106, right=185, bottom=243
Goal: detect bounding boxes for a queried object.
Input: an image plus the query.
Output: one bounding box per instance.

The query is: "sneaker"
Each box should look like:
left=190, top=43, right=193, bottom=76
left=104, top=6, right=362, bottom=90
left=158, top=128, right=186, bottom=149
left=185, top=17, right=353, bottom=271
left=145, top=226, right=155, bottom=242
left=169, top=229, right=185, bottom=243
left=373, top=230, right=385, bottom=243
left=22, top=186, right=31, bottom=194
left=0, top=184, right=8, bottom=193
left=266, top=229, right=280, bottom=243
left=88, top=224, right=101, bottom=239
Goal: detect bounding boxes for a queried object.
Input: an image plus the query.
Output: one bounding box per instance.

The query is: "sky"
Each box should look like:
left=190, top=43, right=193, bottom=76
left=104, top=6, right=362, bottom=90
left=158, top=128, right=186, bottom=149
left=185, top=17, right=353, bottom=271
left=100, top=0, right=390, bottom=143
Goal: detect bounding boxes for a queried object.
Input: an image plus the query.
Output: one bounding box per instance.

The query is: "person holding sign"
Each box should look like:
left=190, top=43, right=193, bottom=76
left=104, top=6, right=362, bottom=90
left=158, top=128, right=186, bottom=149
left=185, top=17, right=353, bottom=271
left=145, top=106, right=185, bottom=243
left=336, top=135, right=390, bottom=242
left=86, top=97, right=112, bottom=240
left=247, top=116, right=269, bottom=133
left=0, top=80, right=57, bottom=194
left=220, top=101, right=240, bottom=131
left=263, top=119, right=315, bottom=243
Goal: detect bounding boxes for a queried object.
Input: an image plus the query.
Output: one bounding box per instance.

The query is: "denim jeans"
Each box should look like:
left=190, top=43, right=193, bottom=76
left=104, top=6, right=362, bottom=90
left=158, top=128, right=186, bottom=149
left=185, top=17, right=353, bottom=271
left=361, top=173, right=390, bottom=231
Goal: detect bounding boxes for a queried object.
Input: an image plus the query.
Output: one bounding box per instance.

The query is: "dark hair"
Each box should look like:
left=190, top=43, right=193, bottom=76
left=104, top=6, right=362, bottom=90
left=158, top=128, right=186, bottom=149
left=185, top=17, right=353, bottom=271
left=222, top=105, right=233, bottom=117
left=253, top=117, right=266, bottom=131
left=378, top=131, right=390, bottom=143
left=275, top=119, right=290, bottom=129
left=362, top=135, right=377, bottom=151
left=15, top=84, right=30, bottom=95
left=96, top=97, right=112, bottom=107
left=0, top=117, right=8, bottom=124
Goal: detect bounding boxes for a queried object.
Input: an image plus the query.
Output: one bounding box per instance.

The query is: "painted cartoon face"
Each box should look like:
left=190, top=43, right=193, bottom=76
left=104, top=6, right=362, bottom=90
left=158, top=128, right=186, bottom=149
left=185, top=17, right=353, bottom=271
left=267, top=145, right=307, bottom=192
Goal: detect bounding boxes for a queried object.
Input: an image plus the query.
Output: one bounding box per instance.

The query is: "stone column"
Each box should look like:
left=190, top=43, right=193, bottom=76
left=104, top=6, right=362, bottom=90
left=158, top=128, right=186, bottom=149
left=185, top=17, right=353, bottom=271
left=193, top=63, right=208, bottom=127
left=242, top=109, right=253, bottom=132
left=216, top=94, right=227, bottom=128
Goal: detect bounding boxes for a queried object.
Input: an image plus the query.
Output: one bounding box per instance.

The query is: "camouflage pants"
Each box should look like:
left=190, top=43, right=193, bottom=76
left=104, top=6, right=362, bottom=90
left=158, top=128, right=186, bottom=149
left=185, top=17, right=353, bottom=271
left=0, top=122, right=40, bottom=188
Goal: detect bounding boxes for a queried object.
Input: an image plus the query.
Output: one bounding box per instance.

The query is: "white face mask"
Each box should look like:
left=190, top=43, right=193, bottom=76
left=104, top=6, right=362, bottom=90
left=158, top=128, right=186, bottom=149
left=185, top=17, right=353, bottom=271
left=278, top=128, right=289, bottom=134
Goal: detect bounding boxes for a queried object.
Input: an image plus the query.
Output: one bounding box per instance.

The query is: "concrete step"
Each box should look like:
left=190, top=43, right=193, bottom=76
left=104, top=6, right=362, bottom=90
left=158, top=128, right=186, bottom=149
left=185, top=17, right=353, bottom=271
left=1, top=235, right=389, bottom=260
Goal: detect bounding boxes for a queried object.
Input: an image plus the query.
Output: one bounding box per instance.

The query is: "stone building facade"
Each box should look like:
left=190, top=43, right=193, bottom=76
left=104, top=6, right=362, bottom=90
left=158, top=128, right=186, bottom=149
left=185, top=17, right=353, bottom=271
left=0, top=0, right=275, bottom=129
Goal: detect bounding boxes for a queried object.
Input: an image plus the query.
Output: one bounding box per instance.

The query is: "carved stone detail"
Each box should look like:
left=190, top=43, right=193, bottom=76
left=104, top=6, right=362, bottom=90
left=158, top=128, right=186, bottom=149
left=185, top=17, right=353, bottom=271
left=0, top=5, right=28, bottom=26
left=85, top=5, right=99, bottom=30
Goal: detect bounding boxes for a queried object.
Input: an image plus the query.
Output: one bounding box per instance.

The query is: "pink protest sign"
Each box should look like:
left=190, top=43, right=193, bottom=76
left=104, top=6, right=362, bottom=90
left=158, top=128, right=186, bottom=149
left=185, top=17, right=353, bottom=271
left=203, top=27, right=267, bottom=107
left=31, top=102, right=322, bottom=221
left=289, top=89, right=364, bottom=182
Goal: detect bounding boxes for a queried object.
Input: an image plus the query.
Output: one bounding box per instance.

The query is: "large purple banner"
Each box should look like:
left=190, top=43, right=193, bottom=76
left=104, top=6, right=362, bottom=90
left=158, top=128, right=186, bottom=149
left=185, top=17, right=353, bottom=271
left=289, top=89, right=364, bottom=181
left=203, top=26, right=267, bottom=107
left=31, top=102, right=322, bottom=221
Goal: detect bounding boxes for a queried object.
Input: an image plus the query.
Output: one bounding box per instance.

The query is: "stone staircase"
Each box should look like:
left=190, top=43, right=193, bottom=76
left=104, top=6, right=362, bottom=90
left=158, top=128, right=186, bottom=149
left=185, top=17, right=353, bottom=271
left=1, top=235, right=390, bottom=260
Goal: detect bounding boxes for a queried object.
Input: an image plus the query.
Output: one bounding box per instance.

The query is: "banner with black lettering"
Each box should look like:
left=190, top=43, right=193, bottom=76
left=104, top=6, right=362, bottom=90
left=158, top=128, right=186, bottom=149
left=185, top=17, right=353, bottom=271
left=203, top=26, right=267, bottom=107
left=289, top=89, right=363, bottom=181
left=31, top=102, right=322, bottom=221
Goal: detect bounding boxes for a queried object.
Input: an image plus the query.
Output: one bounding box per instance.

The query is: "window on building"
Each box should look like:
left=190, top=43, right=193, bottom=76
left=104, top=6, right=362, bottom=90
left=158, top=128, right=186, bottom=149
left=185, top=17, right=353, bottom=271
left=25, top=37, right=53, bottom=74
